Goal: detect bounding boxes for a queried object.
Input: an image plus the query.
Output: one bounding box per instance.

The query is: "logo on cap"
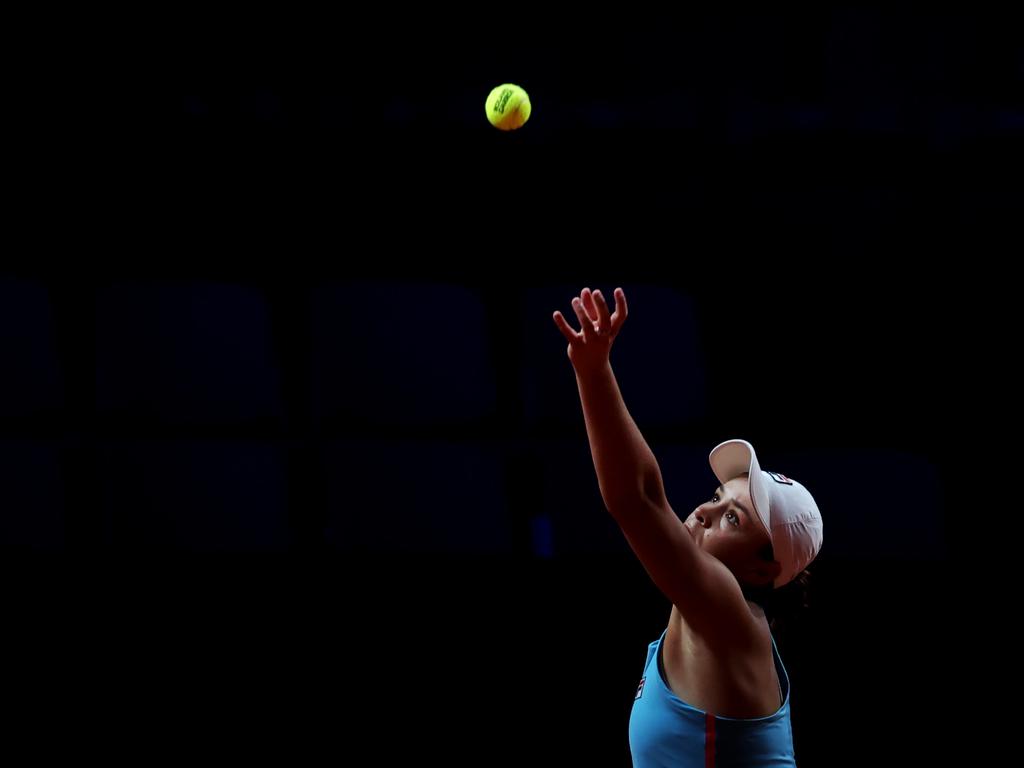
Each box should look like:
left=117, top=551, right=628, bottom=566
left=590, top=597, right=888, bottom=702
left=767, top=471, right=793, bottom=485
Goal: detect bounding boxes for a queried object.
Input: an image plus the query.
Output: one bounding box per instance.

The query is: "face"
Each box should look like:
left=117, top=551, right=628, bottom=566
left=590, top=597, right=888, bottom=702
left=683, top=474, right=781, bottom=588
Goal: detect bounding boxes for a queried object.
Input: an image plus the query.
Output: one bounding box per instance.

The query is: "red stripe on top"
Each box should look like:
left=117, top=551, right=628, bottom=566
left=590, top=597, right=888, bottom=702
left=705, top=713, right=716, bottom=768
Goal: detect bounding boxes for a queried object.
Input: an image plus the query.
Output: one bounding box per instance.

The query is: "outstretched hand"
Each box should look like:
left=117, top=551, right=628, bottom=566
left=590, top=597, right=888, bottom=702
left=552, top=287, right=628, bottom=376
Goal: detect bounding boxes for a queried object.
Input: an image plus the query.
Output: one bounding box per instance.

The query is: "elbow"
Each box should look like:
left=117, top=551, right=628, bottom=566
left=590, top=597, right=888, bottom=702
left=599, top=468, right=666, bottom=520
left=640, top=470, right=667, bottom=507
left=603, top=483, right=666, bottom=524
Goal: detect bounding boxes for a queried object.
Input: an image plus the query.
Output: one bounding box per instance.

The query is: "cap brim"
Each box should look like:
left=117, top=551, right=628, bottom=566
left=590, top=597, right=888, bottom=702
left=709, top=439, right=771, bottom=538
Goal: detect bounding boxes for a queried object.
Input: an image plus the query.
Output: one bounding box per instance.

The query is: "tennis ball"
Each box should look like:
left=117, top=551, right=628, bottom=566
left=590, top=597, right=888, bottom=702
left=485, top=84, right=531, bottom=131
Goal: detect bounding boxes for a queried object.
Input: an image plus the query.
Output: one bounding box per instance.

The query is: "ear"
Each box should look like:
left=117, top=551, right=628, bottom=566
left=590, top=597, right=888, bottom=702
left=743, top=558, right=782, bottom=588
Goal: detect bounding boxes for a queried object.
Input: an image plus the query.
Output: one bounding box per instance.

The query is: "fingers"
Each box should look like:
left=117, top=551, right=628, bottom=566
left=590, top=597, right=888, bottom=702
left=571, top=297, right=593, bottom=340
left=552, top=311, right=580, bottom=344
left=609, top=287, right=628, bottom=333
left=580, top=287, right=599, bottom=326
left=592, top=289, right=612, bottom=333
left=555, top=287, right=626, bottom=344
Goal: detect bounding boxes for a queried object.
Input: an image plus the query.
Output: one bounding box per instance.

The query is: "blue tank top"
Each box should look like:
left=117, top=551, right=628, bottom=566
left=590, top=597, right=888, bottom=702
left=629, top=629, right=797, bottom=767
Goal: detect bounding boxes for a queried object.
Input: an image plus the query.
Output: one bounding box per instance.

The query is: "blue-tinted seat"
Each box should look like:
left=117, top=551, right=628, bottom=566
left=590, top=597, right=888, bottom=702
left=98, top=440, right=290, bottom=552
left=0, top=439, right=65, bottom=551
left=0, top=279, right=63, bottom=422
left=767, top=448, right=943, bottom=560
left=310, top=281, right=496, bottom=428
left=322, top=439, right=511, bottom=554
left=521, top=284, right=706, bottom=431
left=95, top=281, right=284, bottom=427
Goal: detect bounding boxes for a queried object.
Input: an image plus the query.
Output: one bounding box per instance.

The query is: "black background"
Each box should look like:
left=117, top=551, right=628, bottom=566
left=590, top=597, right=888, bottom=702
left=5, top=9, right=1019, bottom=765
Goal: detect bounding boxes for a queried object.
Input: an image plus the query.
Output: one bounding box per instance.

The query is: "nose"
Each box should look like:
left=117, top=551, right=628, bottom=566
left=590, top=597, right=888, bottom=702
left=695, top=511, right=708, bottom=528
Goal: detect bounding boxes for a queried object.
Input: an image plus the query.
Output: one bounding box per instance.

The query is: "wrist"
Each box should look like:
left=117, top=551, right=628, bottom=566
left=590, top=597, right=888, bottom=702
left=574, top=360, right=614, bottom=386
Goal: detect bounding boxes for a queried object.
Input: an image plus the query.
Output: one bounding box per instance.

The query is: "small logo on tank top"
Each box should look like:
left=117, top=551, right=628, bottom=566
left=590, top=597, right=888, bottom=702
left=635, top=677, right=646, bottom=700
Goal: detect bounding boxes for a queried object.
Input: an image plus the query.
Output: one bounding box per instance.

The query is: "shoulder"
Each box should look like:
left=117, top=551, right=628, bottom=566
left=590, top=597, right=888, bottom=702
left=668, top=598, right=768, bottom=654
left=616, top=497, right=756, bottom=641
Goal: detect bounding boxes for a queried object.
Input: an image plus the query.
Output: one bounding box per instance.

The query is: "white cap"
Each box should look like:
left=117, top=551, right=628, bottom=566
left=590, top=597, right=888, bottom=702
left=709, top=439, right=823, bottom=588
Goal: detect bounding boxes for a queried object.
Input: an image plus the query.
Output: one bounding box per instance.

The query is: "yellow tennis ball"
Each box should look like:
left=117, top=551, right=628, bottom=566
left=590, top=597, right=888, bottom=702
left=485, top=84, right=531, bottom=131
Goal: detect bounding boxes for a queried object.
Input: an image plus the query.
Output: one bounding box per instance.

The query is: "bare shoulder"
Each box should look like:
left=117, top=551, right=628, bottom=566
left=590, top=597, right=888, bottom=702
left=677, top=550, right=765, bottom=648
left=668, top=595, right=767, bottom=653
left=614, top=496, right=758, bottom=641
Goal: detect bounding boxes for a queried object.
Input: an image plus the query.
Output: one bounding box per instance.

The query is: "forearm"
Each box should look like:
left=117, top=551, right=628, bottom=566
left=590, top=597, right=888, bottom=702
left=575, top=362, right=666, bottom=516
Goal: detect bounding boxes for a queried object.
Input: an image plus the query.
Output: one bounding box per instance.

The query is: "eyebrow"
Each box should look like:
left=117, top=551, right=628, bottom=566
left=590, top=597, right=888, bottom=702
left=716, top=485, right=753, bottom=523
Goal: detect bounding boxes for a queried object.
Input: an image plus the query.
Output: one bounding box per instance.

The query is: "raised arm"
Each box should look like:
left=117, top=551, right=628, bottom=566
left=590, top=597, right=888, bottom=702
left=553, top=287, right=666, bottom=510
left=553, top=287, right=751, bottom=639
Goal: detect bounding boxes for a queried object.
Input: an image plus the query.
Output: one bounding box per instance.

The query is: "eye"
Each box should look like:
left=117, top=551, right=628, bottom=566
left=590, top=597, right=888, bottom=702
left=711, top=493, right=720, bottom=503
left=726, top=512, right=739, bottom=526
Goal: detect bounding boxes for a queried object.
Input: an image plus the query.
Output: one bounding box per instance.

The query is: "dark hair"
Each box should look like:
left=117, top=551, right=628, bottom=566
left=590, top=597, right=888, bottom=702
left=740, top=543, right=813, bottom=638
